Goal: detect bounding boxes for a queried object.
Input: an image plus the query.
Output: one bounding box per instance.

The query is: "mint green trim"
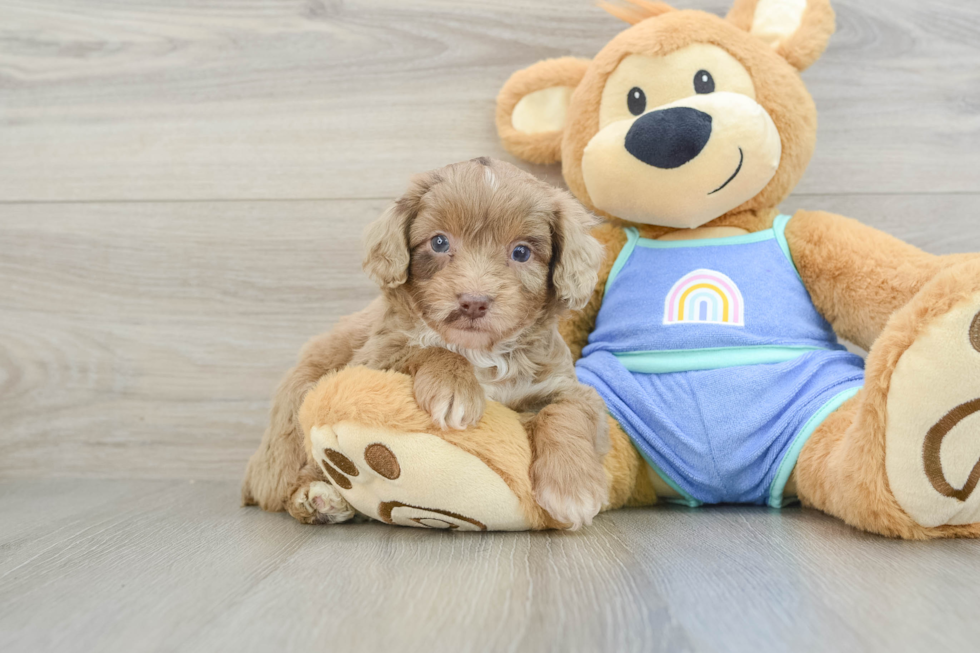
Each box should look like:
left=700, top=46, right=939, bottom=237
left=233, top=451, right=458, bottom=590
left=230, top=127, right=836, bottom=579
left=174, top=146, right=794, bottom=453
left=614, top=345, right=824, bottom=374
left=771, top=213, right=798, bottom=275
left=634, top=230, right=774, bottom=249
left=604, top=227, right=639, bottom=295
left=636, top=448, right=703, bottom=508
left=767, top=385, right=862, bottom=509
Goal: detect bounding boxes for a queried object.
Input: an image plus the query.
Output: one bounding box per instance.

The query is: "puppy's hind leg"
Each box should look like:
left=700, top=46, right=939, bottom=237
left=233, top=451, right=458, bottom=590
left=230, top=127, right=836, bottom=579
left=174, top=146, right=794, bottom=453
left=242, top=299, right=381, bottom=514
left=286, top=463, right=356, bottom=525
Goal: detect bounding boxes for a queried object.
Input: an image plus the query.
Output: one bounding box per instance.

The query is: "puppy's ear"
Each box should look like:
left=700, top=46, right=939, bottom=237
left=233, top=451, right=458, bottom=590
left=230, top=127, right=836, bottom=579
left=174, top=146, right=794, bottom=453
left=550, top=191, right=603, bottom=310
left=362, top=173, right=435, bottom=289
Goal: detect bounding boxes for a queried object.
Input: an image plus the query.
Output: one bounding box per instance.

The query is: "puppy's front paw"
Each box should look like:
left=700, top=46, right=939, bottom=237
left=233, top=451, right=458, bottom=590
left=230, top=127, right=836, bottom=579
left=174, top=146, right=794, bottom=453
left=413, top=368, right=485, bottom=430
left=531, top=454, right=609, bottom=530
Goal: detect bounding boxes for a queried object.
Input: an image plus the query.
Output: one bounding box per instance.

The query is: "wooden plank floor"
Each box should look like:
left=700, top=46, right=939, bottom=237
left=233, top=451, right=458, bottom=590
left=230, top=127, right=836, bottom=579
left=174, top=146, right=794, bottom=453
left=1, top=1, right=979, bottom=651
left=4, top=480, right=980, bottom=653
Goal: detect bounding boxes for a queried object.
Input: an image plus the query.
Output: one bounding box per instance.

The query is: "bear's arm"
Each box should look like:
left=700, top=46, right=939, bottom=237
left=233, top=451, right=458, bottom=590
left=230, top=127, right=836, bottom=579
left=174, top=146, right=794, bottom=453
left=559, top=222, right=628, bottom=360
left=785, top=209, right=979, bottom=350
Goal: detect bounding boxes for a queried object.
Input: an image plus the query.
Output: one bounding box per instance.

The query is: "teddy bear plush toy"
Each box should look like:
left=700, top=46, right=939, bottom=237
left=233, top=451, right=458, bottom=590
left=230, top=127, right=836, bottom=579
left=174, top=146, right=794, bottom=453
left=289, top=0, right=980, bottom=538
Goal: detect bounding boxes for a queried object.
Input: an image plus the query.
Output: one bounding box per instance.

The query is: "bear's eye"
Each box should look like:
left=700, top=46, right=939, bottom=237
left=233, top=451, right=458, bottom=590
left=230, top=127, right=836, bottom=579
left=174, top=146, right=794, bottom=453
left=430, top=234, right=450, bottom=253
left=694, top=70, right=715, bottom=94
left=511, top=245, right=531, bottom=263
left=627, top=87, right=646, bottom=116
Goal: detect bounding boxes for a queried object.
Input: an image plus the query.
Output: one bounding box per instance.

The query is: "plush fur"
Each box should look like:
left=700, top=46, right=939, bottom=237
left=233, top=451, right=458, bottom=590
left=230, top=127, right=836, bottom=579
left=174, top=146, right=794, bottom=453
left=598, top=0, right=675, bottom=25
left=785, top=211, right=980, bottom=350
left=489, top=0, right=980, bottom=538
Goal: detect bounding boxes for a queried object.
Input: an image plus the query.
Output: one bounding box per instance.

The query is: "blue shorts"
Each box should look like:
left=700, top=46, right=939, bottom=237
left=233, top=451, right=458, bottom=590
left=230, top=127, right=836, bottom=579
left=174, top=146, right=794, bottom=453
left=576, top=350, right=865, bottom=507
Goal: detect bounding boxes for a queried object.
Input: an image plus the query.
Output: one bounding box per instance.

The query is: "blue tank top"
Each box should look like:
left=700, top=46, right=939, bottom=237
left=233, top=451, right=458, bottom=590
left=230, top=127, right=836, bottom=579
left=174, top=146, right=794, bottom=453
left=581, top=215, right=846, bottom=373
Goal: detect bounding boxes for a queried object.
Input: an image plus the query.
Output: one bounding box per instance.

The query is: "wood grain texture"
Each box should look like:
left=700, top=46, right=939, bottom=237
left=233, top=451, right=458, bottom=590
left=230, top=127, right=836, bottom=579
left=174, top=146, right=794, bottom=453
left=1, top=0, right=978, bottom=201
left=0, top=199, right=382, bottom=479
left=2, top=480, right=979, bottom=653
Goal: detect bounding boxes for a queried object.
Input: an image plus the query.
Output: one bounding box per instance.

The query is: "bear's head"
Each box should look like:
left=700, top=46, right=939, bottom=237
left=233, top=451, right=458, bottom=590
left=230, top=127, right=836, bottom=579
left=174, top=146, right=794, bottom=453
left=497, top=0, right=835, bottom=234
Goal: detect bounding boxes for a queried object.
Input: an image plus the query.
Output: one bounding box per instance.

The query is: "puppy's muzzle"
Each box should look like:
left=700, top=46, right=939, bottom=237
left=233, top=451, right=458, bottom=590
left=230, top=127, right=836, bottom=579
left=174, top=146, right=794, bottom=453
left=624, top=107, right=712, bottom=169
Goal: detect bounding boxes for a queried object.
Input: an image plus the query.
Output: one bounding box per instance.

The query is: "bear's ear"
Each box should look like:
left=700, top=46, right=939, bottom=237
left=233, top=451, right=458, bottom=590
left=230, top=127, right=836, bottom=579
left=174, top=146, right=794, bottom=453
left=496, top=57, right=591, bottom=165
left=727, top=0, right=835, bottom=71
left=598, top=0, right=675, bottom=25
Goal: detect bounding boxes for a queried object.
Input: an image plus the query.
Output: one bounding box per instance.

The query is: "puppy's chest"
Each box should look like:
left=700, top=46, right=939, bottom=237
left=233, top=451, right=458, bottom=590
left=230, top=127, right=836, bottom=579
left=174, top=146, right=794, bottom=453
left=474, top=368, right=563, bottom=411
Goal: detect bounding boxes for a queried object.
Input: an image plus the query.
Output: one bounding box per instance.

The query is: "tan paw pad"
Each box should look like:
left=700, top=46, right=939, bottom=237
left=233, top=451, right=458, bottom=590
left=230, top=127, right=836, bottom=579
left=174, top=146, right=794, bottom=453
left=887, top=304, right=980, bottom=527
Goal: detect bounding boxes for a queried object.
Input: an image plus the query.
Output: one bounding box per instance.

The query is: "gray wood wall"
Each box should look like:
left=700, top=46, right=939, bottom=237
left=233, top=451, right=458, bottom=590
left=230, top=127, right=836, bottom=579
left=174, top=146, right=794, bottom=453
left=2, top=0, right=979, bottom=481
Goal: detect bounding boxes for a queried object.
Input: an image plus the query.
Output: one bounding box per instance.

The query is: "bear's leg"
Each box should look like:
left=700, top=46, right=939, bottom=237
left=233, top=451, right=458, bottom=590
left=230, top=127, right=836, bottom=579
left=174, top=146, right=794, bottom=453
left=298, top=367, right=657, bottom=530
left=795, top=260, right=980, bottom=539
left=300, top=367, right=549, bottom=530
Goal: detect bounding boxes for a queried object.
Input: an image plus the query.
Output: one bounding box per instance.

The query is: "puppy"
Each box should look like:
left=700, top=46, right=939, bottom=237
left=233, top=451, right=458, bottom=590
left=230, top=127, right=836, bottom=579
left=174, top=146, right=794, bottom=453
left=242, top=157, right=609, bottom=529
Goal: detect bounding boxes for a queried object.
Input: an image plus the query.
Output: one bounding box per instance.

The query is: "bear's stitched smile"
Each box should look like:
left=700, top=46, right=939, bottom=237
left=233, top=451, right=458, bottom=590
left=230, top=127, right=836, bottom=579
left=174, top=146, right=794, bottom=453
left=708, top=147, right=744, bottom=196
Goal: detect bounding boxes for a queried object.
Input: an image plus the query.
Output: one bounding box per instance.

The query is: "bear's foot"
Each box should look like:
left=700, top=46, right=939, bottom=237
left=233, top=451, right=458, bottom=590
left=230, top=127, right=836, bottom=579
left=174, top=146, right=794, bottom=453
left=886, top=293, right=980, bottom=528
left=796, top=261, right=980, bottom=538
left=307, top=419, right=535, bottom=531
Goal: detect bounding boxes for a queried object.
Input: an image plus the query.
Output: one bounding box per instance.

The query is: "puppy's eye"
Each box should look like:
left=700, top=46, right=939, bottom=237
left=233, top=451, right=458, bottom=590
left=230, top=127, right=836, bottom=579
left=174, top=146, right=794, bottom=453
left=511, top=245, right=531, bottom=263
left=694, top=70, right=715, bottom=94
left=430, top=234, right=450, bottom=253
left=627, top=87, right=646, bottom=116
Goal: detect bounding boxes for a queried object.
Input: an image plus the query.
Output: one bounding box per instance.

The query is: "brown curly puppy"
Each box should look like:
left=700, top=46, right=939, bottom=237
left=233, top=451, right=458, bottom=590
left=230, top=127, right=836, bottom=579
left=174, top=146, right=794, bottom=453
left=243, top=157, right=610, bottom=529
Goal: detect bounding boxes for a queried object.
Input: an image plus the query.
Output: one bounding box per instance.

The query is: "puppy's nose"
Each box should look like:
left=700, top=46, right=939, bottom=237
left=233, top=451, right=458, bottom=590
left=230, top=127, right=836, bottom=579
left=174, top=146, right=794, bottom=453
left=458, top=294, right=491, bottom=319
left=624, top=107, right=712, bottom=169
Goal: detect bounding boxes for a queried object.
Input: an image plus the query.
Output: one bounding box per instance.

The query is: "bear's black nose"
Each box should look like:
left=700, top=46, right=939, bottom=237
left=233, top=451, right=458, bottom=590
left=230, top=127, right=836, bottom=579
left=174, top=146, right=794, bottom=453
left=624, top=107, right=712, bottom=169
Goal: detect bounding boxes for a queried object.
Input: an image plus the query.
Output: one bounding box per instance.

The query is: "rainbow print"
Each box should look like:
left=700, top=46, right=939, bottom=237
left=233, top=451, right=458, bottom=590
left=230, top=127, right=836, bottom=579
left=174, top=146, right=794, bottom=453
left=663, top=269, right=744, bottom=326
